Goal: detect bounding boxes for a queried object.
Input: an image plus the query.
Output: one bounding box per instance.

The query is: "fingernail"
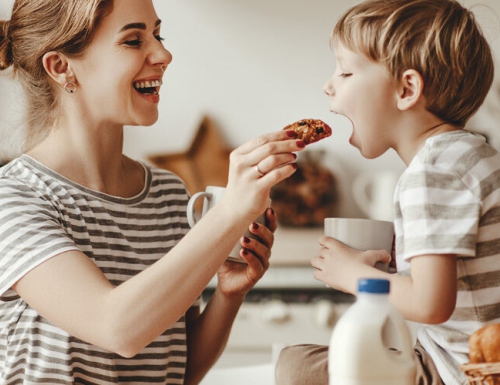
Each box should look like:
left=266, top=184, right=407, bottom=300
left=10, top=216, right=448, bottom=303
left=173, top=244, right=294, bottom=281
left=242, top=249, right=249, bottom=256
left=286, top=130, right=297, bottom=138
left=243, top=236, right=251, bottom=244
left=297, top=140, right=306, bottom=148
left=293, top=153, right=297, bottom=160
left=252, top=223, right=259, bottom=230
left=269, top=208, right=275, bottom=216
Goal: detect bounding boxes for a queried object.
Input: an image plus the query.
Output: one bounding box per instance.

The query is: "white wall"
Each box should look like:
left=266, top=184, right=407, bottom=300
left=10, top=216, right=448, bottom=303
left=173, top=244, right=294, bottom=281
left=1, top=0, right=500, bottom=216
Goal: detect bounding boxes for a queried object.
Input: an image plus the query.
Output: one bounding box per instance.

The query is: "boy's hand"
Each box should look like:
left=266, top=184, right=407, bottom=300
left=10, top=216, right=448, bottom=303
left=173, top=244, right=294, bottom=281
left=311, top=236, right=391, bottom=292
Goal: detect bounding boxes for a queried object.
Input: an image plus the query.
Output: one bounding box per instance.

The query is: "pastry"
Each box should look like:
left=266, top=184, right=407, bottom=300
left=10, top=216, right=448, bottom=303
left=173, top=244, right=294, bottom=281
left=284, top=119, right=332, bottom=144
left=469, top=323, right=500, bottom=363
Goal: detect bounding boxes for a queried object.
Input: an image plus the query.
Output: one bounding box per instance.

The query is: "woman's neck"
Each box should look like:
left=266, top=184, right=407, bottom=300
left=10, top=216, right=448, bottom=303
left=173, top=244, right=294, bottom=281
left=26, top=122, right=144, bottom=197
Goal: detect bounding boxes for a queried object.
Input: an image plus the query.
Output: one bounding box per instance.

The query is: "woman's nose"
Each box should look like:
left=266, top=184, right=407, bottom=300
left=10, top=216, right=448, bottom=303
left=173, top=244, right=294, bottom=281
left=149, top=44, right=173, bottom=69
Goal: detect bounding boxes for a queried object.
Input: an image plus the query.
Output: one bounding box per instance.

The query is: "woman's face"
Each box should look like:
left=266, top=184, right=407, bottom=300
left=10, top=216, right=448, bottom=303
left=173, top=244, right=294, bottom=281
left=70, top=0, right=172, bottom=128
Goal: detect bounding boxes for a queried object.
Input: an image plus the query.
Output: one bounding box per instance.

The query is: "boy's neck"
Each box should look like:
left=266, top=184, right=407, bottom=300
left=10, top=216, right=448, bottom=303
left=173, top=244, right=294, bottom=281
left=399, top=122, right=460, bottom=165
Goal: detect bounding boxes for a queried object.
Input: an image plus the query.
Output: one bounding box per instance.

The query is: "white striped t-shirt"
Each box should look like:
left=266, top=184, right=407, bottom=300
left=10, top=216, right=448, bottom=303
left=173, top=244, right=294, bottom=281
left=0, top=155, right=199, bottom=384
left=394, top=130, right=500, bottom=385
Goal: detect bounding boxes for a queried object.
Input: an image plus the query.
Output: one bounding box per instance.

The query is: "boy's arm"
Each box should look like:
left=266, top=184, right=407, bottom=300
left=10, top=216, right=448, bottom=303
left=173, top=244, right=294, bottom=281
left=313, top=237, right=458, bottom=324
left=388, top=253, right=457, bottom=324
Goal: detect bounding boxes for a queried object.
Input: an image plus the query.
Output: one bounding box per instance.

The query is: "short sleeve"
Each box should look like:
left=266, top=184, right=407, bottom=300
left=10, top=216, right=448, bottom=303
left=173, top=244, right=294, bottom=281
left=0, top=179, right=79, bottom=296
left=396, top=164, right=480, bottom=262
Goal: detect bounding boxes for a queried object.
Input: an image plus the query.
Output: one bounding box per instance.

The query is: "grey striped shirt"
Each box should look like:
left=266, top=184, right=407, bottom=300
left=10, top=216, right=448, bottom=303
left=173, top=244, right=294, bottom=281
left=0, top=155, right=198, bottom=384
left=394, top=130, right=500, bottom=384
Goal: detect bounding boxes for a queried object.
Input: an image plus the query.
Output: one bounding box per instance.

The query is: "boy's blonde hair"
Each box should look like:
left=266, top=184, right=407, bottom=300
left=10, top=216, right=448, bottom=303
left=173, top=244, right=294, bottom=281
left=0, top=0, right=113, bottom=151
left=333, top=0, right=494, bottom=127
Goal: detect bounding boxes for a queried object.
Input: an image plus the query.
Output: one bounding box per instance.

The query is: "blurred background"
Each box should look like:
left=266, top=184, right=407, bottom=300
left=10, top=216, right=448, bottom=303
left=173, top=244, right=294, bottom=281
left=1, top=0, right=499, bottom=218
left=2, top=1, right=500, bottom=378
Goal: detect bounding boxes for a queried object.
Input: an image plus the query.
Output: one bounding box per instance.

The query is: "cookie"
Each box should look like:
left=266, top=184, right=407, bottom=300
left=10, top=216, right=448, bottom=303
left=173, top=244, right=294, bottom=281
left=283, top=119, right=332, bottom=144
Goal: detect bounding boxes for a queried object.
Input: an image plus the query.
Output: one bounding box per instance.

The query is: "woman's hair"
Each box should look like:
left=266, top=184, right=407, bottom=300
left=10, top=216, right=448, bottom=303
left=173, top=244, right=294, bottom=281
left=0, top=0, right=112, bottom=151
left=332, top=0, right=494, bottom=128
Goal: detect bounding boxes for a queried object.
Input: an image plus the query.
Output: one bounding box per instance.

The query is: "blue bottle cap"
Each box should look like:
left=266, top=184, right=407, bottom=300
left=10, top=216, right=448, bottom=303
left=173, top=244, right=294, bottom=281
left=358, top=278, right=390, bottom=294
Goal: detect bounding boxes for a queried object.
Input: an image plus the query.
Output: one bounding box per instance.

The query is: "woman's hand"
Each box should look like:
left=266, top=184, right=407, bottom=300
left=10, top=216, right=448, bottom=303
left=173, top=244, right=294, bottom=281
left=215, top=207, right=278, bottom=298
left=311, top=236, right=391, bottom=292
left=221, top=130, right=306, bottom=223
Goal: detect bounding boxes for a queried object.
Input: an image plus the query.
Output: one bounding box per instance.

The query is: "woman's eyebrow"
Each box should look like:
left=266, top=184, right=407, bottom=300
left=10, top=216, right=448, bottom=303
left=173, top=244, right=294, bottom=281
left=119, top=19, right=162, bottom=32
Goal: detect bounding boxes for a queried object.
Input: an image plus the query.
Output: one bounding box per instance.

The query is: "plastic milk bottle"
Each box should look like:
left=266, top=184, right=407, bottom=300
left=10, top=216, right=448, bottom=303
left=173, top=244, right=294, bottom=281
left=328, top=278, right=415, bottom=385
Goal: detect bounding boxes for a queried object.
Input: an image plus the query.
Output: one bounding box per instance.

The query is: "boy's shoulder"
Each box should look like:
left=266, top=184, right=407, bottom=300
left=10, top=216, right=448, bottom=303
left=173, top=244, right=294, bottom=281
left=416, top=130, right=497, bottom=168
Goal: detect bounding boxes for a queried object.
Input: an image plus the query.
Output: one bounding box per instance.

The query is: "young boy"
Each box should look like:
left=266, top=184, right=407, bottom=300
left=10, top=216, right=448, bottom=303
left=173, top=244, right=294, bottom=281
left=276, top=0, right=500, bottom=384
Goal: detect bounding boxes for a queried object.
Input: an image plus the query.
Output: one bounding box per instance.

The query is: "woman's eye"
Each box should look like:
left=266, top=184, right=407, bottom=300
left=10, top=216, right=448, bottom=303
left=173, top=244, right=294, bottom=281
left=124, top=39, right=142, bottom=47
left=340, top=73, right=352, bottom=78
left=155, top=35, right=165, bottom=43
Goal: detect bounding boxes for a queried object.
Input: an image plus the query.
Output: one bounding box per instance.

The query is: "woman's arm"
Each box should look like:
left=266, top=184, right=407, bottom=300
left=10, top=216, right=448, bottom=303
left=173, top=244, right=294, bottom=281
left=184, top=209, right=277, bottom=385
left=13, top=131, right=299, bottom=358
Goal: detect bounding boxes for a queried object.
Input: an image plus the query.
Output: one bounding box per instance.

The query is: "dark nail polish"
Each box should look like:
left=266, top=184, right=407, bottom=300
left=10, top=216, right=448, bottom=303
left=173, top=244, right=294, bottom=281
left=243, top=236, right=251, bottom=244
left=252, top=223, right=259, bottom=230
left=286, top=130, right=297, bottom=138
left=297, top=140, right=306, bottom=148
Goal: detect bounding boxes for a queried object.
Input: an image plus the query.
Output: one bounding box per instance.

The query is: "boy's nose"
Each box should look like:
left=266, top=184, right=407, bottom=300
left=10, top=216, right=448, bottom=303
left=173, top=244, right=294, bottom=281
left=323, top=77, right=334, bottom=96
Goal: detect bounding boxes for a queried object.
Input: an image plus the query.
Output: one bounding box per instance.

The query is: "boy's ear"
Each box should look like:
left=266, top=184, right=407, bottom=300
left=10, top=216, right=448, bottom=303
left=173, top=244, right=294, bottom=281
left=42, top=51, right=75, bottom=87
left=397, top=69, right=424, bottom=111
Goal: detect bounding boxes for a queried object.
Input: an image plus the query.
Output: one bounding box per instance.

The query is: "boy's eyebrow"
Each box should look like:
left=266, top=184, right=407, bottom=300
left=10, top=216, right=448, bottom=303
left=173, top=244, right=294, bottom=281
left=119, top=19, right=162, bottom=32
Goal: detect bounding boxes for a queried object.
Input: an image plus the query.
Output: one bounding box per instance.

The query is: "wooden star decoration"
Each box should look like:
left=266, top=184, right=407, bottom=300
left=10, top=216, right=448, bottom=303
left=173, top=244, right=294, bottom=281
left=148, top=115, right=232, bottom=198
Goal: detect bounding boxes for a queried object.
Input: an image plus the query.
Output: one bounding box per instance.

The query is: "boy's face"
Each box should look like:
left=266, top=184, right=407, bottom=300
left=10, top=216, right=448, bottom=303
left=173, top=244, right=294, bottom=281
left=323, top=43, right=400, bottom=159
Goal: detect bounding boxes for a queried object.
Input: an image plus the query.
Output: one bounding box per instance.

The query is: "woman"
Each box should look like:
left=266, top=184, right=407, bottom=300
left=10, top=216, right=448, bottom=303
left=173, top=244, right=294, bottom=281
left=0, top=0, right=305, bottom=383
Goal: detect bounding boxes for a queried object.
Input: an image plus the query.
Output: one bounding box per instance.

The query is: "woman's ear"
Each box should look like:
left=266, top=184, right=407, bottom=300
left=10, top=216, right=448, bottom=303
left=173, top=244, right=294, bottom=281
left=397, top=69, right=424, bottom=111
left=42, top=51, right=75, bottom=87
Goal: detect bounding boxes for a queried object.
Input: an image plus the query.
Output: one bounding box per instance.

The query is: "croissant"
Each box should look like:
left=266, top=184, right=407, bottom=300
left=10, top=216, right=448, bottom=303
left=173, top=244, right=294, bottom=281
left=469, top=323, right=500, bottom=364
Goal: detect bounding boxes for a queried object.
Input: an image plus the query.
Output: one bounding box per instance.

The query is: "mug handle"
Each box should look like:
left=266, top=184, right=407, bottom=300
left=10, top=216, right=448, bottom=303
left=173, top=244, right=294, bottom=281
left=352, top=172, right=375, bottom=217
left=186, top=192, right=212, bottom=228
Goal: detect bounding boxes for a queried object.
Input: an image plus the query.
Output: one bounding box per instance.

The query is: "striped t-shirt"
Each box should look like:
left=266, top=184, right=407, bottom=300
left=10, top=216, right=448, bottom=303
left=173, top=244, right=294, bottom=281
left=0, top=155, right=199, bottom=384
left=394, top=130, right=500, bottom=384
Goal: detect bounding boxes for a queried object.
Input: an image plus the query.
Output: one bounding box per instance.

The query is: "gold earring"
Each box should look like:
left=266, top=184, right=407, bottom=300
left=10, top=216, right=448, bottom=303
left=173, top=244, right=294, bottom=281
left=64, top=81, right=77, bottom=94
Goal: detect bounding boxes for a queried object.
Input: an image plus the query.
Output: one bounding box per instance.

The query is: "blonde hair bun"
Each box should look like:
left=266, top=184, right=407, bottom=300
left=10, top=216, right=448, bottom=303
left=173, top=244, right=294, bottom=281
left=0, top=20, right=13, bottom=70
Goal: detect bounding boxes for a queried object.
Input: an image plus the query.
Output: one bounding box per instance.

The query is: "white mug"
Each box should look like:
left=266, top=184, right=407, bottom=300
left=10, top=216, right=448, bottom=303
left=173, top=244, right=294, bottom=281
left=352, top=171, right=400, bottom=221
left=324, top=218, right=394, bottom=271
left=186, top=186, right=266, bottom=263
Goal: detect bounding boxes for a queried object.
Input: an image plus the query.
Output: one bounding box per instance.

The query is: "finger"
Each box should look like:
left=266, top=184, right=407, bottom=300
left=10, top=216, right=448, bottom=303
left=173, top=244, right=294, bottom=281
left=249, top=221, right=274, bottom=249
left=240, top=249, right=268, bottom=275
left=264, top=207, right=278, bottom=233
left=241, top=235, right=271, bottom=268
left=256, top=162, right=298, bottom=187
left=254, top=153, right=298, bottom=176
left=310, top=255, right=322, bottom=269
left=234, top=130, right=297, bottom=155
left=319, top=235, right=355, bottom=252
left=372, top=250, right=392, bottom=265
left=230, top=137, right=306, bottom=173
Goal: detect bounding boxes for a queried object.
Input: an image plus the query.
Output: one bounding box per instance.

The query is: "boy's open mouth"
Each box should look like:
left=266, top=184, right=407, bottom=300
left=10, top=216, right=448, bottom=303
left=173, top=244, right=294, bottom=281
left=134, top=80, right=162, bottom=95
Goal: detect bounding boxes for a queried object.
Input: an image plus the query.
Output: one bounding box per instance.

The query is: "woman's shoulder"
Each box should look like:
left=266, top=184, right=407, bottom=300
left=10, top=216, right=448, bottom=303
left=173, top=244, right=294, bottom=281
left=0, top=156, right=38, bottom=189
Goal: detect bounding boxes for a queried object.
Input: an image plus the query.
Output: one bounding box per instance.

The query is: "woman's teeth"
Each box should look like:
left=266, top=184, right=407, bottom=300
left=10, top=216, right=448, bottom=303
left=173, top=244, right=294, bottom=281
left=134, top=79, right=162, bottom=95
